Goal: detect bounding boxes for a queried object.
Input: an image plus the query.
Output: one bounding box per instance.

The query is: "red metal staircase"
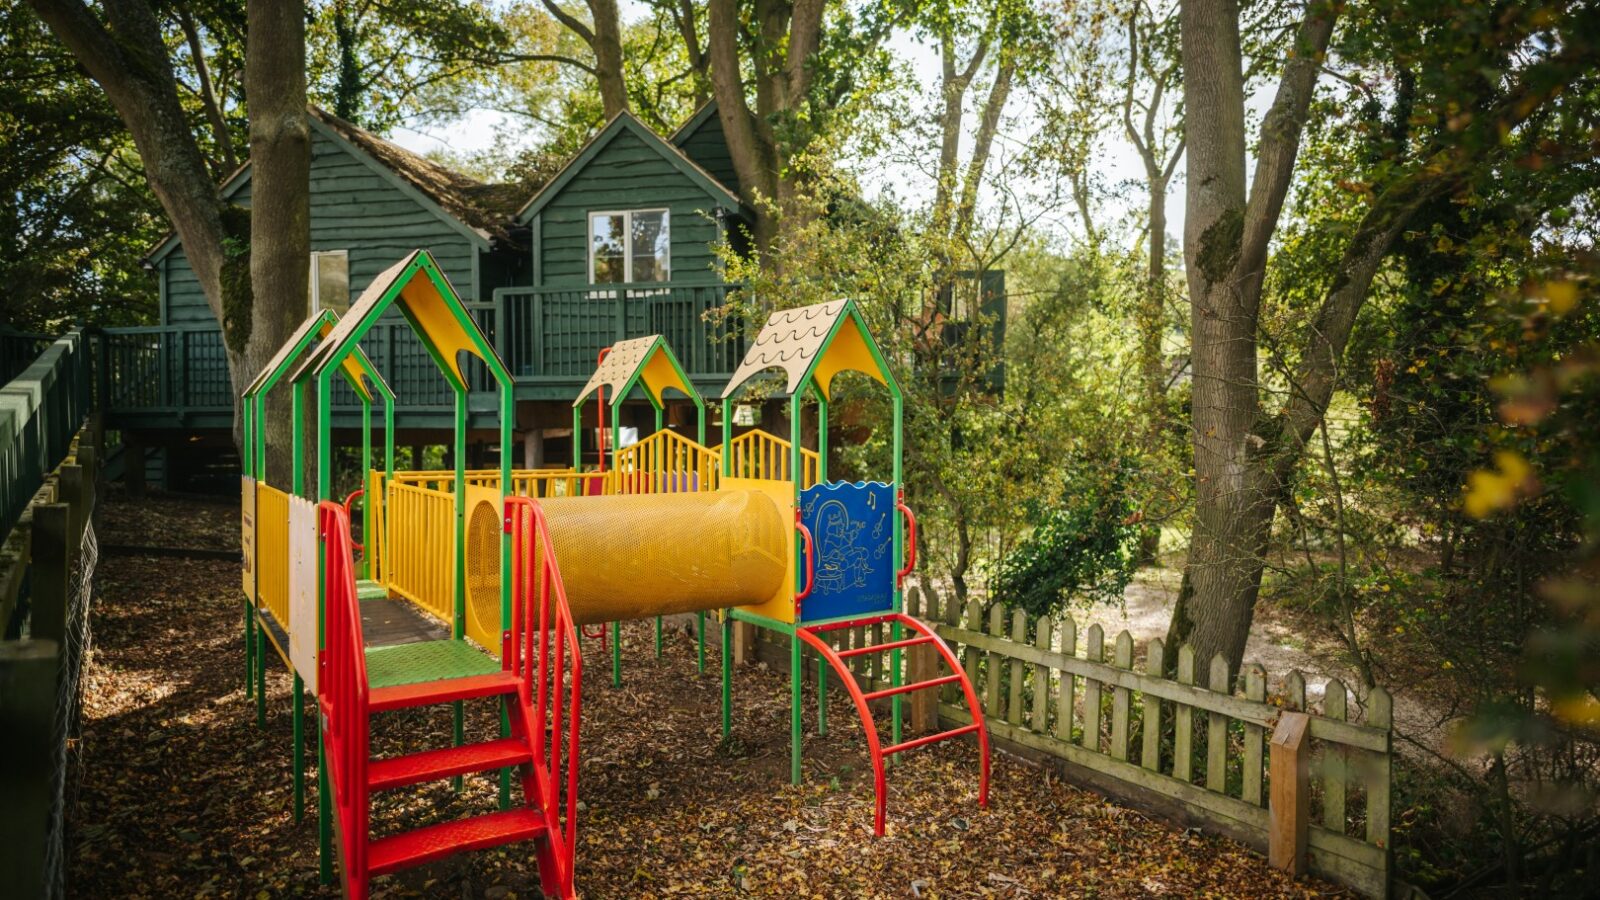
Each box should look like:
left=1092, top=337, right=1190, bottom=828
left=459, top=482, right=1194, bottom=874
left=796, top=613, right=991, bottom=836
left=317, top=497, right=581, bottom=899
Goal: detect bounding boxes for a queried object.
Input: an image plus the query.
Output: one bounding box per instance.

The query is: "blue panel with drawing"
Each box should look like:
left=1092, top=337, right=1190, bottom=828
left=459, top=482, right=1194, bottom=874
left=798, top=481, right=896, bottom=622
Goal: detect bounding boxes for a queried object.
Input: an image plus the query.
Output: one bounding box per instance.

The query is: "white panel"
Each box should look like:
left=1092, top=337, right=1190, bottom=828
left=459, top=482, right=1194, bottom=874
left=288, top=495, right=320, bottom=693
left=241, top=476, right=256, bottom=600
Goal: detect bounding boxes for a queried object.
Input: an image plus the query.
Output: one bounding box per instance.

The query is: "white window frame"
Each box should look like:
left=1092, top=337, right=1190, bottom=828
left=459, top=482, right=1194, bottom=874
left=309, top=249, right=350, bottom=315
left=587, top=208, right=670, bottom=285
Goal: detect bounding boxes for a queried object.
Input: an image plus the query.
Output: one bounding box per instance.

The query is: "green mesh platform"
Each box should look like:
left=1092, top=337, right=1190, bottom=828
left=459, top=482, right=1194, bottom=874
left=364, top=639, right=500, bottom=690
left=356, top=580, right=389, bottom=600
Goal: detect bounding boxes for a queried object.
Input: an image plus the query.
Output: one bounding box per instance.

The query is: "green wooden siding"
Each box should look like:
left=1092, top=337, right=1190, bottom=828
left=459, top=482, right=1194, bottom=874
left=674, top=112, right=741, bottom=196
left=536, top=128, right=724, bottom=287
left=159, top=127, right=482, bottom=328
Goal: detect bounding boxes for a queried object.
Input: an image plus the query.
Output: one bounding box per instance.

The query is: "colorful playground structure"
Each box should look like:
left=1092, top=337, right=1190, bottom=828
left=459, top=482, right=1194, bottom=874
left=239, top=250, right=990, bottom=898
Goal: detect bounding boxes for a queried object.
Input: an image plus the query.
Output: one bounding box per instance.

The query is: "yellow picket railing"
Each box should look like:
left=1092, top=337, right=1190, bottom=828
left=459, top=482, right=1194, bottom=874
left=613, top=430, right=720, bottom=494
left=383, top=481, right=456, bottom=624
left=256, top=483, right=291, bottom=627
left=716, top=430, right=820, bottom=486
left=385, top=468, right=606, bottom=498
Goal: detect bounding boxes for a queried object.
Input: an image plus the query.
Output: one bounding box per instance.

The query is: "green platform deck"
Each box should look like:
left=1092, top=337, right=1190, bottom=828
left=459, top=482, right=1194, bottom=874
left=256, top=582, right=497, bottom=690
left=364, top=639, right=500, bottom=689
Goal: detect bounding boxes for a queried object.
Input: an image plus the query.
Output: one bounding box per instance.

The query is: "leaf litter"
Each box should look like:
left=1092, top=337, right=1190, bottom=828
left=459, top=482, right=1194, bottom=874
left=68, top=492, right=1345, bottom=899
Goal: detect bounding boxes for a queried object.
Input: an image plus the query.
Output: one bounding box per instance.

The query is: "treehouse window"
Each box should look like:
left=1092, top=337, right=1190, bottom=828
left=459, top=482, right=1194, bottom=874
left=589, top=209, right=670, bottom=284
left=310, top=250, right=350, bottom=314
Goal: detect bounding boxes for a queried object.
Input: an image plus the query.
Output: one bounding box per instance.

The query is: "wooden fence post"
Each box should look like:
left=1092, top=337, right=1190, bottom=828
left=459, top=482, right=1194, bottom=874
left=30, top=504, right=69, bottom=644
left=0, top=639, right=60, bottom=899
left=1269, top=711, right=1311, bottom=876
left=907, top=639, right=939, bottom=734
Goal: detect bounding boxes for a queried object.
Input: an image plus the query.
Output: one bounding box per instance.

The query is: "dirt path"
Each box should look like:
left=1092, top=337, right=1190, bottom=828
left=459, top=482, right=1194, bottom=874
left=68, top=493, right=1343, bottom=898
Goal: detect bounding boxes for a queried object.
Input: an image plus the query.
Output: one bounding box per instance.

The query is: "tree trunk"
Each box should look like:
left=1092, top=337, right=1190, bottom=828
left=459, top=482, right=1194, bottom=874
left=1165, top=0, right=1337, bottom=683
left=587, top=0, right=629, bottom=117
left=1135, top=173, right=1168, bottom=565
left=246, top=0, right=311, bottom=485
left=953, top=53, right=1014, bottom=240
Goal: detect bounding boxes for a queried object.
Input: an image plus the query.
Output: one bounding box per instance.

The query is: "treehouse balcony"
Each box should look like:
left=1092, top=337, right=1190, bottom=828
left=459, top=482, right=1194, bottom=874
left=99, top=282, right=746, bottom=433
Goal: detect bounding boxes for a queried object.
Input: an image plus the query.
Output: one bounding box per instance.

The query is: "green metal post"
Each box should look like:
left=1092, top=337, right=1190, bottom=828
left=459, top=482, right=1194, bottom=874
left=790, top=392, right=804, bottom=785
left=814, top=386, right=828, bottom=733
left=697, top=611, right=706, bottom=674
left=654, top=403, right=663, bottom=658
left=890, top=389, right=904, bottom=749
left=293, top=675, right=304, bottom=821
left=720, top=615, right=732, bottom=738
left=315, top=371, right=333, bottom=886
left=255, top=622, right=265, bottom=727
left=361, top=399, right=373, bottom=579
left=719, top=398, right=734, bottom=735
left=292, top=384, right=306, bottom=497
left=453, top=386, right=467, bottom=789
left=500, top=367, right=516, bottom=810
left=453, top=387, right=466, bottom=637
left=244, top=601, right=253, bottom=699
left=790, top=625, right=802, bottom=785
left=572, top=403, right=582, bottom=471
left=611, top=621, right=622, bottom=687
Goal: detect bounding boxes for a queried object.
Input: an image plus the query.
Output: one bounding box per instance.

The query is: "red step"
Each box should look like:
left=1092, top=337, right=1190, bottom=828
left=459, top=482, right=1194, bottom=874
left=369, top=671, right=521, bottom=713
left=862, top=673, right=962, bottom=702
left=882, top=722, right=982, bottom=756
left=368, top=737, right=530, bottom=792
left=836, top=635, right=935, bottom=659
left=368, top=808, right=549, bottom=877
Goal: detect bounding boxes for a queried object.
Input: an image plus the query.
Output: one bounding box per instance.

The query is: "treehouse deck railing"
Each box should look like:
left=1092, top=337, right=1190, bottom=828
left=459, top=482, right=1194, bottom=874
left=493, top=282, right=744, bottom=379
left=98, top=284, right=745, bottom=430
left=755, top=578, right=1394, bottom=899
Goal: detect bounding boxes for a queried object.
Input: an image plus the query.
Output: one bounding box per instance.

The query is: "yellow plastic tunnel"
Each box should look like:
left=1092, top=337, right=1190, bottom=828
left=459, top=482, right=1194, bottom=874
left=465, top=489, right=791, bottom=635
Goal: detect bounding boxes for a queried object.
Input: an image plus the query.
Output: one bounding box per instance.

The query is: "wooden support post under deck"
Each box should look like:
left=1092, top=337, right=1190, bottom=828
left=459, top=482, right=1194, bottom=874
left=731, top=618, right=757, bottom=666
left=1269, top=711, right=1311, bottom=877
left=125, top=433, right=147, bottom=497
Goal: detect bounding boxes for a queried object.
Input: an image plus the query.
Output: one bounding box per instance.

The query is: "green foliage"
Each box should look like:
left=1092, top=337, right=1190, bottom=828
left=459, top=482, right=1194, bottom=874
left=991, top=451, right=1141, bottom=617
left=0, top=1, right=161, bottom=329
left=219, top=205, right=252, bottom=354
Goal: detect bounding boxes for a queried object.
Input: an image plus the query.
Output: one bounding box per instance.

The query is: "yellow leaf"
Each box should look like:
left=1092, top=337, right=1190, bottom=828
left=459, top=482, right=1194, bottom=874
left=1553, top=694, right=1600, bottom=726
left=1462, top=450, right=1533, bottom=518
left=1544, top=280, right=1580, bottom=315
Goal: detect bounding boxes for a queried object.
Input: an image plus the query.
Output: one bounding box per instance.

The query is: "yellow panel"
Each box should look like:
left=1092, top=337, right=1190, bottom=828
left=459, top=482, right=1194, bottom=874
left=638, top=347, right=695, bottom=406
left=400, top=276, right=482, bottom=388
left=812, top=314, right=886, bottom=401
left=720, top=478, right=798, bottom=624
left=317, top=321, right=374, bottom=402
left=463, top=486, right=504, bottom=653
left=256, top=484, right=291, bottom=627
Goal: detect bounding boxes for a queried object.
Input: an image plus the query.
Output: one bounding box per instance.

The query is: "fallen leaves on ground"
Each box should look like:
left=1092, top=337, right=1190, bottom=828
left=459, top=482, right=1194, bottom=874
left=69, top=493, right=1345, bottom=899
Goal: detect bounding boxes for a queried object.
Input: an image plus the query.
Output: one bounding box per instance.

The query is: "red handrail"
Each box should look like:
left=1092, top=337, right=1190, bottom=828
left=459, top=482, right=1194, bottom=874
left=343, top=489, right=366, bottom=555
left=795, top=517, right=815, bottom=613
left=504, top=496, right=582, bottom=888
left=896, top=492, right=917, bottom=582
left=318, top=500, right=370, bottom=897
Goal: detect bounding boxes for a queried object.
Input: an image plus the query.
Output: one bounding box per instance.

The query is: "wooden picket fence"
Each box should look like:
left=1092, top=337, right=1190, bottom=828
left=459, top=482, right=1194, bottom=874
left=754, top=577, right=1395, bottom=898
